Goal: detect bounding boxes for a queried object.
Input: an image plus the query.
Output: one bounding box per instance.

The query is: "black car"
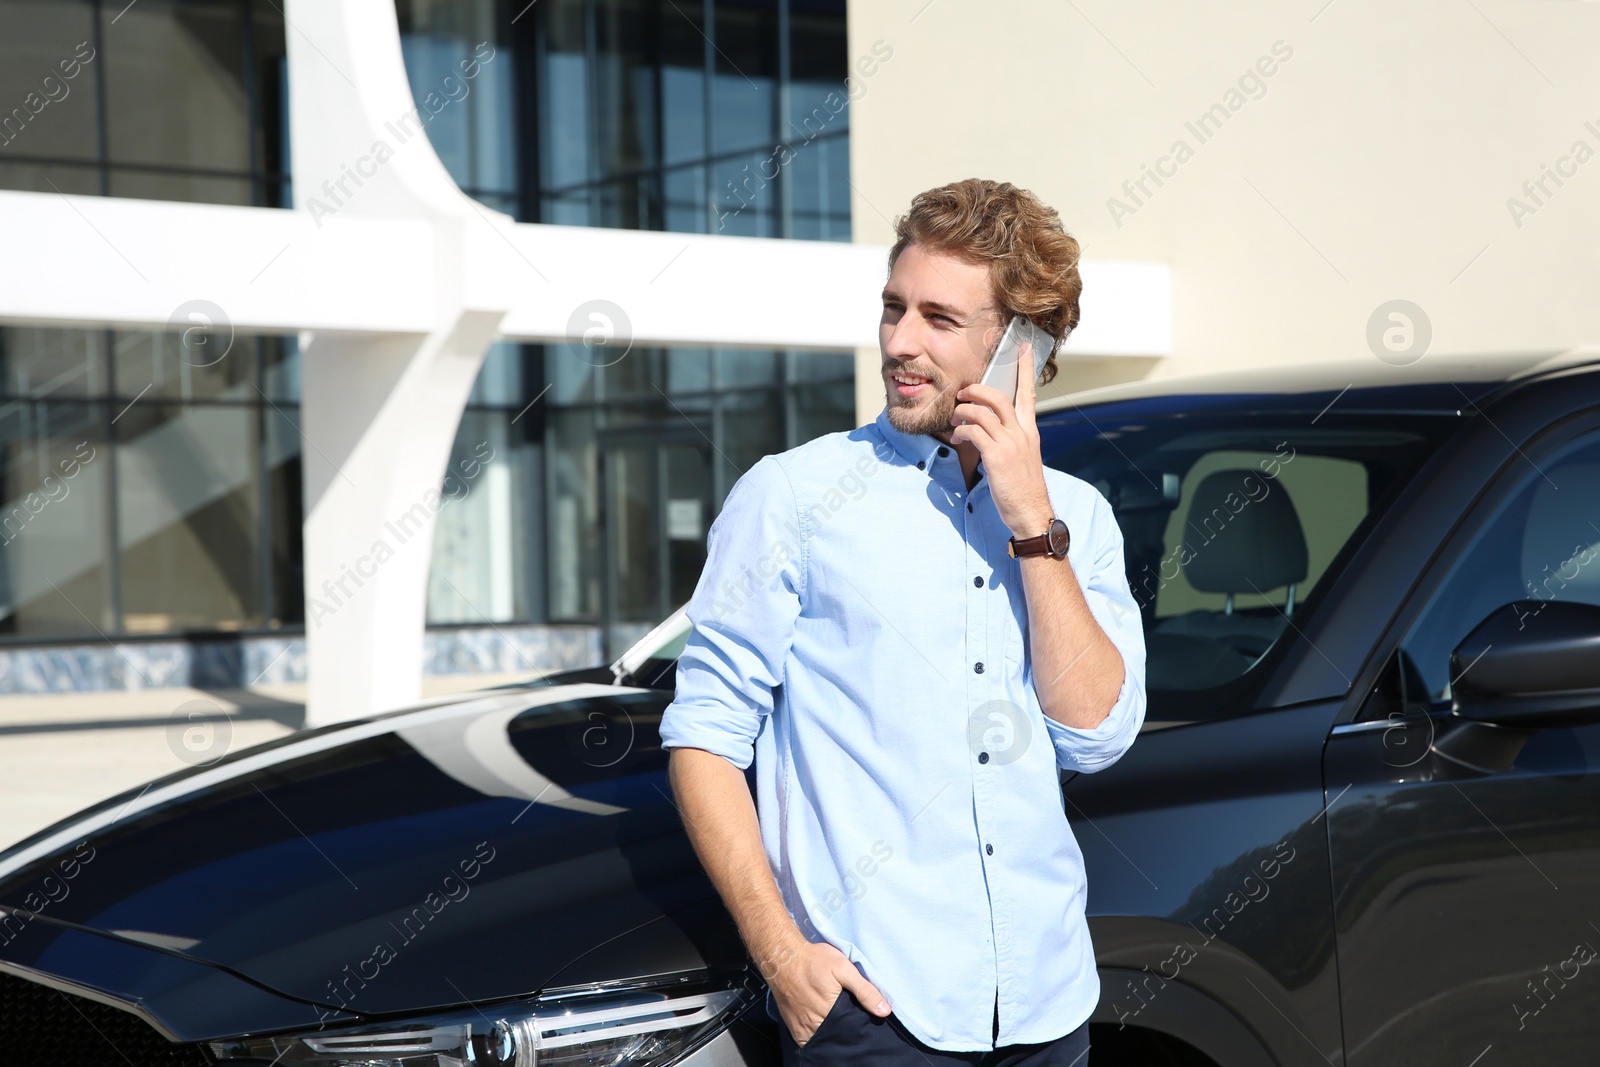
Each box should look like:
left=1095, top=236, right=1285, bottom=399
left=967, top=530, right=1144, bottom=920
left=4, top=351, right=1599, bottom=1067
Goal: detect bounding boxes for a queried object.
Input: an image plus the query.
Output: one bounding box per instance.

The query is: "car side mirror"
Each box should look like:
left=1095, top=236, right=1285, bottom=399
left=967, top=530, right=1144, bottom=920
left=1449, top=600, right=1600, bottom=730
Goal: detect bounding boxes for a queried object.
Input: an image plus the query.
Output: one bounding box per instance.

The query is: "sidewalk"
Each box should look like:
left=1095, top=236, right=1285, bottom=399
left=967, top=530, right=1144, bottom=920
left=0, top=673, right=535, bottom=852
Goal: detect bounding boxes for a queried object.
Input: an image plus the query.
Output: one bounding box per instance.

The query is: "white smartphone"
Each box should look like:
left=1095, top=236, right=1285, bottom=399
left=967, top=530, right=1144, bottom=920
left=976, top=315, right=1055, bottom=403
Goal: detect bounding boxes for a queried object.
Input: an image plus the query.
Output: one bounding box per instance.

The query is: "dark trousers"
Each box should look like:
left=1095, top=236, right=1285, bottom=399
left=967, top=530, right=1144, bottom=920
left=778, top=988, right=1091, bottom=1066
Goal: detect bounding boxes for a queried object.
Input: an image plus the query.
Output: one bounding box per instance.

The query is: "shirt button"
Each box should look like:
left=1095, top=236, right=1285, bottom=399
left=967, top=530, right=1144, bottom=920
left=973, top=576, right=983, bottom=587
left=917, top=460, right=926, bottom=470
left=938, top=446, right=949, bottom=457
left=986, top=844, right=994, bottom=855
left=978, top=751, right=989, bottom=764
left=974, top=661, right=984, bottom=674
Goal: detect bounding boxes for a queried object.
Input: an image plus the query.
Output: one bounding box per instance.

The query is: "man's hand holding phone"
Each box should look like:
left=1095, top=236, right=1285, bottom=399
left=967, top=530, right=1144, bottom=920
left=952, top=316, right=1058, bottom=539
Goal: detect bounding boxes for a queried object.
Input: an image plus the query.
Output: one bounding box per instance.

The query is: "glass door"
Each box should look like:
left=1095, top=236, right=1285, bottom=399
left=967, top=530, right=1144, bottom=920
left=598, top=431, right=712, bottom=660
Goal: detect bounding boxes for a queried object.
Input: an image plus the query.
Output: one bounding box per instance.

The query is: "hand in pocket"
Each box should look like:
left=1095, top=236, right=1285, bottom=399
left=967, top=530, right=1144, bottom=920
left=770, top=939, right=891, bottom=1048
left=796, top=991, right=851, bottom=1049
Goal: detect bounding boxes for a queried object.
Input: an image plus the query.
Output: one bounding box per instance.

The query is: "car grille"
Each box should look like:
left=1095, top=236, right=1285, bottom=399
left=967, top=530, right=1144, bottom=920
left=0, top=968, right=212, bottom=1066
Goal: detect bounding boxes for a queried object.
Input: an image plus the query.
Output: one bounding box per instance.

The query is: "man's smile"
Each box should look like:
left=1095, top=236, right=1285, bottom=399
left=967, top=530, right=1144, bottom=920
left=888, top=368, right=935, bottom=397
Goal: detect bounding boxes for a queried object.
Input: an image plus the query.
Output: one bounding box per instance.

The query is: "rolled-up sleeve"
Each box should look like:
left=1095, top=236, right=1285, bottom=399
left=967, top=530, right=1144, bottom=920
left=1039, top=491, right=1147, bottom=773
left=659, top=455, right=805, bottom=771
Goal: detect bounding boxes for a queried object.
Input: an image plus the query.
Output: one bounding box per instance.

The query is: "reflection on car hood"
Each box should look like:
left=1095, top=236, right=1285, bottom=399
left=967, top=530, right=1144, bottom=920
left=0, top=684, right=745, bottom=1019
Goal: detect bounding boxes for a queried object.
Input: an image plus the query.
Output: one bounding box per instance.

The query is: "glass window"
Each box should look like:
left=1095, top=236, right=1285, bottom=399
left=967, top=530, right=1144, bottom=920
left=791, top=378, right=853, bottom=445
left=112, top=326, right=256, bottom=403
left=540, top=342, right=854, bottom=647
left=515, top=0, right=850, bottom=240
left=547, top=341, right=597, bottom=405
left=1041, top=411, right=1461, bottom=718
left=0, top=159, right=101, bottom=195
left=426, top=411, right=528, bottom=624
left=0, top=326, right=107, bottom=398
left=1397, top=429, right=1600, bottom=707
left=709, top=0, right=777, bottom=155
left=790, top=349, right=854, bottom=383
left=1152, top=449, right=1367, bottom=620
left=0, top=0, right=289, bottom=208
left=103, top=0, right=253, bottom=172
left=714, top=386, right=783, bottom=493
left=0, top=1, right=98, bottom=162
left=665, top=443, right=710, bottom=607
left=599, top=347, right=663, bottom=402
left=0, top=325, right=303, bottom=642
left=262, top=334, right=300, bottom=402
left=661, top=162, right=707, bottom=232
left=592, top=0, right=658, bottom=181
left=395, top=0, right=516, bottom=207
left=784, top=128, right=848, bottom=239
left=115, top=401, right=262, bottom=633
left=547, top=406, right=599, bottom=619
left=0, top=399, right=112, bottom=638
left=107, top=168, right=254, bottom=206
left=787, top=0, right=847, bottom=132
left=263, top=401, right=303, bottom=627
left=467, top=340, right=525, bottom=407
left=664, top=347, right=712, bottom=395
left=538, top=0, right=592, bottom=191
left=660, top=8, right=706, bottom=167
left=715, top=347, right=779, bottom=389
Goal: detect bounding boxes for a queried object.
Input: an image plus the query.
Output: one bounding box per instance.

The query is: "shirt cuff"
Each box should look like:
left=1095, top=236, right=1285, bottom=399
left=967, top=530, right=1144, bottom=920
left=1041, top=650, right=1146, bottom=774
left=659, top=700, right=762, bottom=771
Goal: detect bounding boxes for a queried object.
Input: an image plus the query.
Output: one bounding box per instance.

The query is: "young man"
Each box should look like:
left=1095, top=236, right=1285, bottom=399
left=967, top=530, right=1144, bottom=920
left=659, top=179, right=1147, bottom=1066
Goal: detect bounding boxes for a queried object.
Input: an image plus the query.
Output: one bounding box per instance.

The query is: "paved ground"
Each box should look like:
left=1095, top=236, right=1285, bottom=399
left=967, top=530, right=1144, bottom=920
left=0, top=673, right=537, bottom=852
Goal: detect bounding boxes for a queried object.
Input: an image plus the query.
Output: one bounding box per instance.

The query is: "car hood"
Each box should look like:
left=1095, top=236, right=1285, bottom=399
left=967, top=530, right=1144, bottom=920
left=0, top=684, right=746, bottom=1020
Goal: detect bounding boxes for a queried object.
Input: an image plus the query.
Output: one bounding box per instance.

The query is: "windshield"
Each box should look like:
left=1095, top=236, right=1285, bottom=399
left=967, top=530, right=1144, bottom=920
left=1038, top=401, right=1462, bottom=719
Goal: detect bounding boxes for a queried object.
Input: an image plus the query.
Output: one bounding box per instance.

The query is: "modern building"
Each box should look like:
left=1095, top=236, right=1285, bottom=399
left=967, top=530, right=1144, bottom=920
left=0, top=0, right=1167, bottom=722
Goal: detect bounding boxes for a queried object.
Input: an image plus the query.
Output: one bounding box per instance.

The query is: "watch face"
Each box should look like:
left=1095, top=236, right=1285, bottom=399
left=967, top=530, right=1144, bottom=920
left=1047, top=519, right=1070, bottom=557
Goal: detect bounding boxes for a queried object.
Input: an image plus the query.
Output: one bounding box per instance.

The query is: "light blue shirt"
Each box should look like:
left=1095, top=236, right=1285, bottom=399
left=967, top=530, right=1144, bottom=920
left=658, top=407, right=1147, bottom=1052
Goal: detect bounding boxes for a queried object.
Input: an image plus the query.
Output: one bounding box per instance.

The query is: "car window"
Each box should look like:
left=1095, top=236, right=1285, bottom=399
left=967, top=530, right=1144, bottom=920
left=1395, top=427, right=1600, bottom=708
left=1043, top=408, right=1460, bottom=719
left=1154, top=449, right=1368, bottom=621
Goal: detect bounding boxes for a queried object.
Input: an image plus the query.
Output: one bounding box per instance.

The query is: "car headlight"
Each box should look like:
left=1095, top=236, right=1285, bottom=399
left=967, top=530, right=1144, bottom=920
left=207, top=968, right=761, bottom=1066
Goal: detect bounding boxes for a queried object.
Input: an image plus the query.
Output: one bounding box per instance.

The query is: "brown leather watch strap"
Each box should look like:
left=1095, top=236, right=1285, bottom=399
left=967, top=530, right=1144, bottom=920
left=1007, top=532, right=1052, bottom=558
left=1007, top=518, right=1070, bottom=559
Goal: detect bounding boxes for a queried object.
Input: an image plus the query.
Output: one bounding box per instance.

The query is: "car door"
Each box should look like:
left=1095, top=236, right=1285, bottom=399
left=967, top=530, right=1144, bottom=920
left=1324, top=416, right=1600, bottom=1065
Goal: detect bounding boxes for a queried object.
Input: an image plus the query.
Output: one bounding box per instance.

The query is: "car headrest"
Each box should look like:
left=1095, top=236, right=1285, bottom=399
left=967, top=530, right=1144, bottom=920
left=1520, top=462, right=1600, bottom=602
left=1180, top=468, right=1309, bottom=595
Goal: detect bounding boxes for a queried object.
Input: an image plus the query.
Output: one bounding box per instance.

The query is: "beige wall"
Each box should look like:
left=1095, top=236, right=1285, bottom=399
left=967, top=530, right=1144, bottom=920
left=847, top=0, right=1600, bottom=422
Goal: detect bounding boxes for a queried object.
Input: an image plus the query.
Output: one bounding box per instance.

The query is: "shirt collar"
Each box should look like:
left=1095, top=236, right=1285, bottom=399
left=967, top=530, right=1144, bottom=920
left=871, top=406, right=981, bottom=482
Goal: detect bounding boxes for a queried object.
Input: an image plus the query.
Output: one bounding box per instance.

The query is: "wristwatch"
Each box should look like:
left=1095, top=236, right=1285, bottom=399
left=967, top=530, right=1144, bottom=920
left=1008, top=517, right=1070, bottom=559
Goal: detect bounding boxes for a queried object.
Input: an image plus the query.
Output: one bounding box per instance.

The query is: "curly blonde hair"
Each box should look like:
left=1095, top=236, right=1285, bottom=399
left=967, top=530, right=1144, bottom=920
left=887, top=179, right=1081, bottom=386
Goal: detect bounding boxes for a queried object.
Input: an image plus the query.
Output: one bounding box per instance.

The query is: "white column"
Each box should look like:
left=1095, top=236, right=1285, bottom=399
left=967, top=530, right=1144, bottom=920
left=285, top=0, right=506, bottom=725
